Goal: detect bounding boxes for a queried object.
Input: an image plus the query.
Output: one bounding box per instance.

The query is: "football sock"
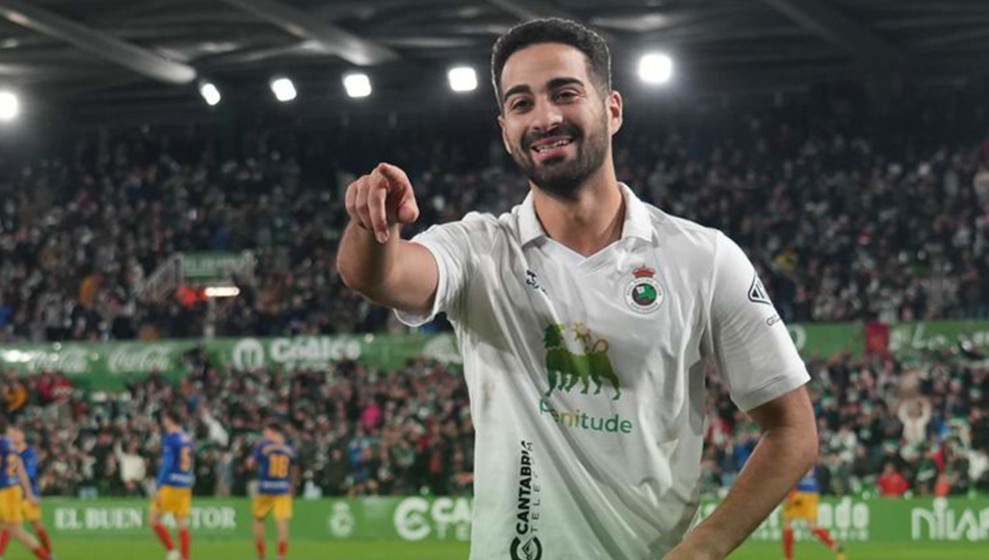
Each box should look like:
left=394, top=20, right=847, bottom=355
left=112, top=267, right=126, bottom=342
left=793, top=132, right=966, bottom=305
left=178, top=527, right=190, bottom=559
left=813, top=528, right=836, bottom=549
left=36, top=528, right=52, bottom=554
left=783, top=527, right=795, bottom=559
left=152, top=523, right=174, bottom=551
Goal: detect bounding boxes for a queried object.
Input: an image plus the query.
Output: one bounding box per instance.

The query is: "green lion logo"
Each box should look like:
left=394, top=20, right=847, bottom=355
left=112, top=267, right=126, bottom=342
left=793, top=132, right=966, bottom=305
left=542, top=322, right=621, bottom=400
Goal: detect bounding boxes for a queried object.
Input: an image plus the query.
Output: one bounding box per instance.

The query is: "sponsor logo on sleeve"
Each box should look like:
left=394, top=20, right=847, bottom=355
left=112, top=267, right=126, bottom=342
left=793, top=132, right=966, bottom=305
left=748, top=274, right=772, bottom=306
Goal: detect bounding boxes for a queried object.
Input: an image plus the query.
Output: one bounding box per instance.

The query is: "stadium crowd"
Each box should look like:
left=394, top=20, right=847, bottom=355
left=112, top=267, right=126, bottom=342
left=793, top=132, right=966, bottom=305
left=0, top=347, right=983, bottom=499
left=5, top=355, right=476, bottom=499
left=2, top=89, right=989, bottom=344
left=702, top=350, right=989, bottom=498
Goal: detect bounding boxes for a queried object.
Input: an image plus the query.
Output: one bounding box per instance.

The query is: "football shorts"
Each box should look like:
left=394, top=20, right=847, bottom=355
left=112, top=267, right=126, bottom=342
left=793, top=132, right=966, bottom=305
left=152, top=486, right=192, bottom=518
left=253, top=494, right=292, bottom=520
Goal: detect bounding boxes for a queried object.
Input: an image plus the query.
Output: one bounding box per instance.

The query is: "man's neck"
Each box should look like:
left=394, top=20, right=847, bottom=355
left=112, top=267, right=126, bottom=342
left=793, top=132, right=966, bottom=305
left=531, top=165, right=625, bottom=257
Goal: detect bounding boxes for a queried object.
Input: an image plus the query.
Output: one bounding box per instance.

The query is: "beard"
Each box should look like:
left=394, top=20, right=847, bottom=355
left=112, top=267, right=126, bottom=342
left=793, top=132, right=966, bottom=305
left=510, top=113, right=609, bottom=199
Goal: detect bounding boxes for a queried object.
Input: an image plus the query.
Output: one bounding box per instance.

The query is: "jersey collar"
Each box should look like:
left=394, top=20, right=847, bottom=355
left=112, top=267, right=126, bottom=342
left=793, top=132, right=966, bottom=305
left=518, top=183, right=654, bottom=246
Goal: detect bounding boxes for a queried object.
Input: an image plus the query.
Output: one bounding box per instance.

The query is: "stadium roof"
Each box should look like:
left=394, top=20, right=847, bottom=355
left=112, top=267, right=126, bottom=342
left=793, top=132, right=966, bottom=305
left=1, top=0, right=988, bottom=123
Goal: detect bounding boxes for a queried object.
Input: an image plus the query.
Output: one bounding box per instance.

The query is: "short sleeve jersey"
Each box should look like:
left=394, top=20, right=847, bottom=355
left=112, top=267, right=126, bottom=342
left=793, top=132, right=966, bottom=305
left=253, top=439, right=295, bottom=495
left=396, top=184, right=809, bottom=560
left=20, top=446, right=39, bottom=496
left=157, top=431, right=195, bottom=488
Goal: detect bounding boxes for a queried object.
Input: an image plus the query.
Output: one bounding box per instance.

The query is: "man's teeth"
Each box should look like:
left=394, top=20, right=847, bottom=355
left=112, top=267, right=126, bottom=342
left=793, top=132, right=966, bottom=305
left=534, top=138, right=572, bottom=152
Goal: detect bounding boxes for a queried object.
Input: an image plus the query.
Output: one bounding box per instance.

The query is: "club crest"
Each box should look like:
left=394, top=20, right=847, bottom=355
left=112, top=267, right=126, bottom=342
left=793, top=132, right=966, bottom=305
left=624, top=265, right=663, bottom=313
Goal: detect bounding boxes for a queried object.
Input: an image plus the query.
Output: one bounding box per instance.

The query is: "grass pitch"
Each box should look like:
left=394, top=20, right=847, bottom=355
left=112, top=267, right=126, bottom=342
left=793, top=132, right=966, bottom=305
left=13, top=537, right=980, bottom=559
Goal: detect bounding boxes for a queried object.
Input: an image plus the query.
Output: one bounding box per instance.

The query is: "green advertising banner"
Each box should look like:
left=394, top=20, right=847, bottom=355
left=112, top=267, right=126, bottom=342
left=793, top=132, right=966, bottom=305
left=39, top=497, right=989, bottom=544
left=181, top=251, right=255, bottom=280
left=887, top=320, right=989, bottom=361
left=0, top=333, right=461, bottom=389
left=2, top=320, right=988, bottom=389
left=787, top=319, right=989, bottom=360
left=44, top=496, right=474, bottom=542
left=697, top=496, right=989, bottom=544
left=786, top=322, right=864, bottom=358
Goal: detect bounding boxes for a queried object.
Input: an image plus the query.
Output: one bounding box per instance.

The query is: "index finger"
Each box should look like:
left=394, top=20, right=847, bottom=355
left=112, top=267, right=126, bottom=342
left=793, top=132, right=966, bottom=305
left=376, top=162, right=413, bottom=196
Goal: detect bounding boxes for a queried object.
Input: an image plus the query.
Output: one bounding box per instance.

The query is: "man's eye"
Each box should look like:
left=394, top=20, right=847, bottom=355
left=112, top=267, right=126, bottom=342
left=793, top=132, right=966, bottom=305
left=555, top=90, right=578, bottom=101
left=511, top=99, right=531, bottom=111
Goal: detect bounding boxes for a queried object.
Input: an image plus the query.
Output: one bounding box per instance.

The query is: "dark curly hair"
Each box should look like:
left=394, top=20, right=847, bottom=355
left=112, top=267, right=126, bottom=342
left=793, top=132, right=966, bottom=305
left=490, top=18, right=611, bottom=109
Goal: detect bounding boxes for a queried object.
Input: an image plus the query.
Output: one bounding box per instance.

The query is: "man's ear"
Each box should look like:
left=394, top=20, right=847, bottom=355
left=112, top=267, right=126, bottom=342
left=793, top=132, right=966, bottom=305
left=608, top=90, right=623, bottom=136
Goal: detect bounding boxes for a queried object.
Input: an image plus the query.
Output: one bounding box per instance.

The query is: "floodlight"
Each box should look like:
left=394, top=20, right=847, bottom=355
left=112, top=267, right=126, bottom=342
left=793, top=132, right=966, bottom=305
left=448, top=66, right=477, bottom=92
left=0, top=90, right=19, bottom=121
left=343, top=73, right=372, bottom=98
left=271, top=77, right=297, bottom=102
left=199, top=82, right=221, bottom=106
left=638, top=53, right=674, bottom=85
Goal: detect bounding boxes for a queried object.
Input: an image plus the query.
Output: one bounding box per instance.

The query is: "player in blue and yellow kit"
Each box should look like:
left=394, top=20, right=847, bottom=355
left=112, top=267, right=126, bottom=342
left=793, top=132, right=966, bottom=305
left=150, top=408, right=195, bottom=560
left=782, top=466, right=846, bottom=560
left=0, top=418, right=51, bottom=560
left=0, top=426, right=53, bottom=558
left=245, top=421, right=297, bottom=560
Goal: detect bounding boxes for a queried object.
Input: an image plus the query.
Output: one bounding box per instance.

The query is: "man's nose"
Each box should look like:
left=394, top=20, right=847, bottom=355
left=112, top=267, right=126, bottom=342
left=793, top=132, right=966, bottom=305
left=529, top=96, right=564, bottom=133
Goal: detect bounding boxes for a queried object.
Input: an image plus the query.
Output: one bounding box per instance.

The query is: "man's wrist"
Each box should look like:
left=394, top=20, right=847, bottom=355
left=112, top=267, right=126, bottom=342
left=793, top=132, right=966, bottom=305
left=677, top=526, right=729, bottom=560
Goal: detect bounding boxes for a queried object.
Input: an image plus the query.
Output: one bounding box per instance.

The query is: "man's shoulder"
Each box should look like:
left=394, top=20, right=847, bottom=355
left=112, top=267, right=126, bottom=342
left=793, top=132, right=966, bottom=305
left=641, top=203, right=724, bottom=256
left=414, top=209, right=519, bottom=247
left=453, top=209, right=515, bottom=231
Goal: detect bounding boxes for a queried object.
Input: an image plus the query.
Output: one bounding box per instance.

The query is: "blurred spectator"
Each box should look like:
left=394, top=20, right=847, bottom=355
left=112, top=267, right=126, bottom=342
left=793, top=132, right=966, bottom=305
left=898, top=397, right=932, bottom=445
left=970, top=447, right=989, bottom=492
left=113, top=440, right=147, bottom=495
left=35, top=371, right=56, bottom=406
left=3, top=374, right=29, bottom=417
left=877, top=463, right=910, bottom=496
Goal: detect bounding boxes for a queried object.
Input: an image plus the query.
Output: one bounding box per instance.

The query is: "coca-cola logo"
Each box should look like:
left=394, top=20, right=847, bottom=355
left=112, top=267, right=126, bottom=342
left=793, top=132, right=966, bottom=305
left=10, top=348, right=90, bottom=374
left=107, top=346, right=172, bottom=374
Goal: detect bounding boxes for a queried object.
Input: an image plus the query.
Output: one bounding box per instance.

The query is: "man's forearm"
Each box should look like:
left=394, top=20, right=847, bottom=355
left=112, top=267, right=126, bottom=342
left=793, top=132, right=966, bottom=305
left=336, top=220, right=399, bottom=295
left=682, top=424, right=816, bottom=558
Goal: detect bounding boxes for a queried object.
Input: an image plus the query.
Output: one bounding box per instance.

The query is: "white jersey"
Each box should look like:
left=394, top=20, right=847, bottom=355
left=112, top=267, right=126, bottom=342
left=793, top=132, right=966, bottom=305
left=397, top=184, right=808, bottom=560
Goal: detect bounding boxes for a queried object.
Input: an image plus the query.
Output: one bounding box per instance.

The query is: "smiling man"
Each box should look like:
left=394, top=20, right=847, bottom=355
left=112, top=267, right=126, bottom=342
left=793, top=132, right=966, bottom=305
left=337, top=18, right=818, bottom=560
